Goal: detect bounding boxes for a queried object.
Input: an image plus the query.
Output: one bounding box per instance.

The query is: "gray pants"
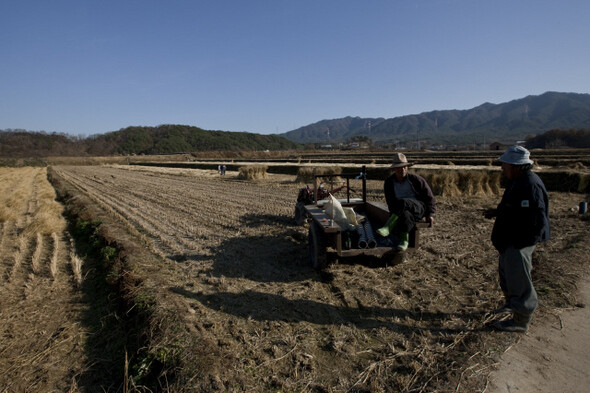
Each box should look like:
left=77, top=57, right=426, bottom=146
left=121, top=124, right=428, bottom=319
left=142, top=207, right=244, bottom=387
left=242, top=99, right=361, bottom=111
left=498, top=245, right=537, bottom=316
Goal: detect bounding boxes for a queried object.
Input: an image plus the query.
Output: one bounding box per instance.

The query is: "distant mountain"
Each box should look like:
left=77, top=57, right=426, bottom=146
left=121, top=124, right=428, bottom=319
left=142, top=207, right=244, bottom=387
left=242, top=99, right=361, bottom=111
left=280, top=92, right=590, bottom=146
left=0, top=125, right=300, bottom=157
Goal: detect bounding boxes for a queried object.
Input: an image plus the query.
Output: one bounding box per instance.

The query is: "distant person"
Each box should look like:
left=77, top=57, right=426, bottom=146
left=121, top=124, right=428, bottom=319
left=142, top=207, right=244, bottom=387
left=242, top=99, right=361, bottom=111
left=377, top=153, right=436, bottom=250
left=221, top=164, right=226, bottom=175
left=218, top=164, right=221, bottom=174
left=483, top=146, right=550, bottom=332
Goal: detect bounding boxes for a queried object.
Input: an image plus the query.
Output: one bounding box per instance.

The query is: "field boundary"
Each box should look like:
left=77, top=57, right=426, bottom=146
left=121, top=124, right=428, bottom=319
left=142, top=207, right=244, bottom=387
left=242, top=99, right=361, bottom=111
left=48, top=167, right=186, bottom=391
left=128, top=161, right=590, bottom=193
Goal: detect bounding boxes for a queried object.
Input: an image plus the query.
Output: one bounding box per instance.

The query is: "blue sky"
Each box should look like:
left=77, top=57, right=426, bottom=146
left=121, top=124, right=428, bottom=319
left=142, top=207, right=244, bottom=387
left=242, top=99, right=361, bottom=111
left=1, top=0, right=589, bottom=137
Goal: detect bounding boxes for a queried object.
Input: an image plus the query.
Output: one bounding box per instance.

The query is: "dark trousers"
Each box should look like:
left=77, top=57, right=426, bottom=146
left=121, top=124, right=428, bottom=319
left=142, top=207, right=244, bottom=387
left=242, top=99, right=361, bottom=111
left=392, top=198, right=425, bottom=233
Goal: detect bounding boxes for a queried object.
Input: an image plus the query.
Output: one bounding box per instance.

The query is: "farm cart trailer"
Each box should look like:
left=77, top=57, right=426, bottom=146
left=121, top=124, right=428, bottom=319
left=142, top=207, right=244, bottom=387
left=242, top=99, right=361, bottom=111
left=303, top=166, right=431, bottom=270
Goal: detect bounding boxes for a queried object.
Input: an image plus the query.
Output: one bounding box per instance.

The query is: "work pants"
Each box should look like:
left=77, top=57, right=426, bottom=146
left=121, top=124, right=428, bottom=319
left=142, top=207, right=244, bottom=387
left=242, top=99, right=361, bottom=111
left=392, top=198, right=425, bottom=233
left=498, top=245, right=537, bottom=316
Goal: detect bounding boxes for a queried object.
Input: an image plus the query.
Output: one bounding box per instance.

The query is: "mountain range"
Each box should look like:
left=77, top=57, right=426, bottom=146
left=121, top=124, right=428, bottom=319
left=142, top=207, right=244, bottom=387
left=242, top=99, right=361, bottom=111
left=279, top=92, right=590, bottom=146
left=2, top=92, right=589, bottom=158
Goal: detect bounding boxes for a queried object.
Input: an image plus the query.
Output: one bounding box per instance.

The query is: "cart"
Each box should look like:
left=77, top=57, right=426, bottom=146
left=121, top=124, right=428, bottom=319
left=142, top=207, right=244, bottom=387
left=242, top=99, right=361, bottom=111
left=304, top=166, right=431, bottom=269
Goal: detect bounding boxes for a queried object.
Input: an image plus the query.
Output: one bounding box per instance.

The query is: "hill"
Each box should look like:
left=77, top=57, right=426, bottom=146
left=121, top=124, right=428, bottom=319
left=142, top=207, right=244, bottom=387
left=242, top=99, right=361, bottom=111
left=280, top=92, right=590, bottom=146
left=85, top=125, right=300, bottom=155
left=0, top=125, right=300, bottom=157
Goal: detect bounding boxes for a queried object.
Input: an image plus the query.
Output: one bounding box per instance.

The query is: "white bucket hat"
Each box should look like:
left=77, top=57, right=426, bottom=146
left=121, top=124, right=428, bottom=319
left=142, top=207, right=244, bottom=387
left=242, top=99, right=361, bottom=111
left=498, top=145, right=533, bottom=165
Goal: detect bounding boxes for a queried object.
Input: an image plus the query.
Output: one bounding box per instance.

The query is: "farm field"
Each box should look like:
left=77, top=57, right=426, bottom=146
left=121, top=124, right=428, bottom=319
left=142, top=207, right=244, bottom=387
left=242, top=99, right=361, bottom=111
left=43, top=163, right=589, bottom=392
left=0, top=167, right=89, bottom=391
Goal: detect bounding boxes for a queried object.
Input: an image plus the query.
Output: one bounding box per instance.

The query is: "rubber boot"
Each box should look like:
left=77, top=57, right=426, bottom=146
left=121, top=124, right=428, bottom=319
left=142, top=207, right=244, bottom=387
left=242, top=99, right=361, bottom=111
left=377, top=214, right=398, bottom=237
left=397, top=232, right=409, bottom=251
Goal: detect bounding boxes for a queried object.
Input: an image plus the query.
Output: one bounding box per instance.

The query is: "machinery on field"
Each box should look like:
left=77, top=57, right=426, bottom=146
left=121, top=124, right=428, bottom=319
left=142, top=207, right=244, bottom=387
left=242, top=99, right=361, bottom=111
left=296, top=166, right=430, bottom=270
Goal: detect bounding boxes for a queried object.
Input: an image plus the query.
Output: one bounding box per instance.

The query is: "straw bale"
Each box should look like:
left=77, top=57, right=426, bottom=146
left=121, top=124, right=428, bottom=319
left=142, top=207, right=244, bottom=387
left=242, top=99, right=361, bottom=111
left=296, top=166, right=342, bottom=183
left=238, top=165, right=268, bottom=180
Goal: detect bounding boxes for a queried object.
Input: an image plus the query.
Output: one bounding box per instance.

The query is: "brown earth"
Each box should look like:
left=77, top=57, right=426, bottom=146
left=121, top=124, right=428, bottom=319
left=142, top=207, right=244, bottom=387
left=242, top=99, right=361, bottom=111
left=486, top=276, right=590, bottom=393
left=2, top=164, right=588, bottom=392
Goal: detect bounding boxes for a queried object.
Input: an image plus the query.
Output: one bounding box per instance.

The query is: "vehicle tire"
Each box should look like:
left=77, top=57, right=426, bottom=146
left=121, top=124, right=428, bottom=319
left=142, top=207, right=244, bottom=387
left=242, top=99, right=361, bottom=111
left=381, top=250, right=406, bottom=266
left=308, top=222, right=328, bottom=270
left=294, top=202, right=306, bottom=226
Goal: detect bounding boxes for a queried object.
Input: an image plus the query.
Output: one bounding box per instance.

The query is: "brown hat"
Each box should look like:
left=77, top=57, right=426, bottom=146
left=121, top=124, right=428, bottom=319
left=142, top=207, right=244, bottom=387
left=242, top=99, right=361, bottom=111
left=389, top=153, right=413, bottom=168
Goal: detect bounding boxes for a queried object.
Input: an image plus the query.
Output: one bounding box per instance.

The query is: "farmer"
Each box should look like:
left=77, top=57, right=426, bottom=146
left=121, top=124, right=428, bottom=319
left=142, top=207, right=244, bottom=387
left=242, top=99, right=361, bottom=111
left=377, top=153, right=436, bottom=250
left=484, top=145, right=550, bottom=332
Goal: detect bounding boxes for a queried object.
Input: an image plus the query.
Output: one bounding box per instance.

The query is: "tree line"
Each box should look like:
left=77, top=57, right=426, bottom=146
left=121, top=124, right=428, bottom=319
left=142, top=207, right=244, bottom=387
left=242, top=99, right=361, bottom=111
left=525, top=129, right=590, bottom=149
left=0, top=125, right=301, bottom=157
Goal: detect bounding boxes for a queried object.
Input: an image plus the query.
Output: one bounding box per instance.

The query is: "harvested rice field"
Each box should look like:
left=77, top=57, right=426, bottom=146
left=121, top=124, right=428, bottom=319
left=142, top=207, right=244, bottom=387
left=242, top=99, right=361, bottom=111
left=0, top=167, right=90, bottom=392
left=2, top=163, right=589, bottom=392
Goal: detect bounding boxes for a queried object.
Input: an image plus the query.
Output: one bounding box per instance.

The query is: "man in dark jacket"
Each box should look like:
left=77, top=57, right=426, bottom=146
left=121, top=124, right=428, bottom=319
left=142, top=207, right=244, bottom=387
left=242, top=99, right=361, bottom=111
left=484, top=146, right=550, bottom=332
left=377, top=153, right=436, bottom=250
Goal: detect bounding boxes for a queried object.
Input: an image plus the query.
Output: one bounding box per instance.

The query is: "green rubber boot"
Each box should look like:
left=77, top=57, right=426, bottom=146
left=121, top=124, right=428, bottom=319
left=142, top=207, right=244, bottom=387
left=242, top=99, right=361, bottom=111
left=377, top=214, right=398, bottom=237
left=397, top=232, right=409, bottom=251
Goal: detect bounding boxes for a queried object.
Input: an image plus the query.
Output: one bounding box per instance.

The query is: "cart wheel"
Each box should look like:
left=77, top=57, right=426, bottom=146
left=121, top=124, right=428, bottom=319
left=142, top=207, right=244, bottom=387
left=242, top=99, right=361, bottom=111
left=294, top=202, right=306, bottom=226
left=382, top=250, right=406, bottom=266
left=308, top=222, right=328, bottom=270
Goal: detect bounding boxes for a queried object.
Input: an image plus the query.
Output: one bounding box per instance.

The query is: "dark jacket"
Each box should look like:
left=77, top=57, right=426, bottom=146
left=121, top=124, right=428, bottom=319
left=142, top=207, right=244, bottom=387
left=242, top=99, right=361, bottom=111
left=491, top=170, right=550, bottom=251
left=384, top=173, right=436, bottom=217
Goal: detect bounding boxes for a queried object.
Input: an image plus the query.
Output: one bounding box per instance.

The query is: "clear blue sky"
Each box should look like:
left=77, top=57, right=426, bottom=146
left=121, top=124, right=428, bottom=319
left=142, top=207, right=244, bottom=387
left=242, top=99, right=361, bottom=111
left=2, top=0, right=589, bottom=137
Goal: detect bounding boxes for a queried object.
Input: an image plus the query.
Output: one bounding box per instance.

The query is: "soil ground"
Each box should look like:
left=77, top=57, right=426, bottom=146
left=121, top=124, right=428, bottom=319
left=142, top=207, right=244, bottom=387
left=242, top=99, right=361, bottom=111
left=1, top=164, right=589, bottom=392
left=486, top=275, right=590, bottom=393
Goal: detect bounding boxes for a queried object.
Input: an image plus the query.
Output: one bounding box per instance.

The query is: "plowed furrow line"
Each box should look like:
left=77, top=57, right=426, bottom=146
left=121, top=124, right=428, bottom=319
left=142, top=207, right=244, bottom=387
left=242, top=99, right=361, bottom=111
left=63, top=169, right=219, bottom=235
left=81, top=168, right=226, bottom=218
left=98, top=186, right=230, bottom=244
left=54, top=166, right=300, bottom=264
left=73, top=166, right=265, bottom=212
left=53, top=169, right=175, bottom=259
left=58, top=167, right=265, bottom=227
left=57, top=171, right=204, bottom=256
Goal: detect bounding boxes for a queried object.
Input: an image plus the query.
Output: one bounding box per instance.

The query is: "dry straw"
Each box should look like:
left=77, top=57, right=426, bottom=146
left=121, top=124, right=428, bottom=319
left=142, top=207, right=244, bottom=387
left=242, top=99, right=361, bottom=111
left=31, top=233, right=43, bottom=274
left=296, top=166, right=342, bottom=183
left=417, top=169, right=502, bottom=197
left=238, top=165, right=268, bottom=180
left=50, top=232, right=59, bottom=280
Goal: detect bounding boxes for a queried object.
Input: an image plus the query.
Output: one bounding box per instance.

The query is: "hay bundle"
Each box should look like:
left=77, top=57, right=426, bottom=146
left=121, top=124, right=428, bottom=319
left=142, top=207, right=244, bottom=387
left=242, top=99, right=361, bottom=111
left=296, top=166, right=342, bottom=183
left=418, top=170, right=460, bottom=197
left=417, top=169, right=502, bottom=197
left=457, top=171, right=487, bottom=195
left=238, top=165, right=268, bottom=180
left=569, top=162, right=586, bottom=170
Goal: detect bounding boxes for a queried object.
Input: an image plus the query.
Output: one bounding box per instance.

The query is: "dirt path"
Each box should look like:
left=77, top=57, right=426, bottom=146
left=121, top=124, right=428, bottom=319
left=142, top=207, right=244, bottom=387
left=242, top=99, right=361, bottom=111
left=487, top=275, right=590, bottom=393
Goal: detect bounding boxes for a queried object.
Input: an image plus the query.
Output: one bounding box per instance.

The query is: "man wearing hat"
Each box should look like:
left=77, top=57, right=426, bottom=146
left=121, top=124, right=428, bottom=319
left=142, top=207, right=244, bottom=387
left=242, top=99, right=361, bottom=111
left=484, top=145, right=550, bottom=332
left=377, top=153, right=436, bottom=250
